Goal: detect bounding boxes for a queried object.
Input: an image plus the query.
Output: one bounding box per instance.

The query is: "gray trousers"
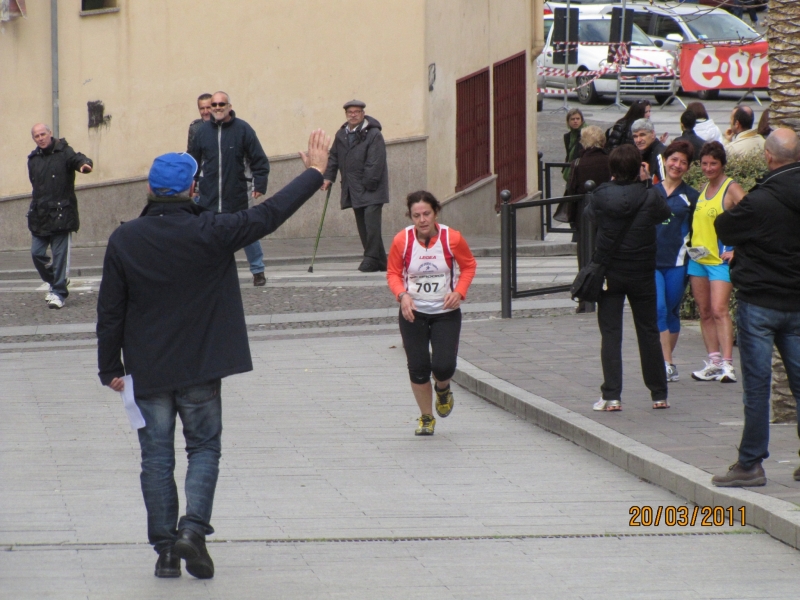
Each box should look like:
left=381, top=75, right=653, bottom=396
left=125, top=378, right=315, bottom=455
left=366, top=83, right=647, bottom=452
left=354, top=204, right=387, bottom=271
left=31, top=232, right=71, bottom=299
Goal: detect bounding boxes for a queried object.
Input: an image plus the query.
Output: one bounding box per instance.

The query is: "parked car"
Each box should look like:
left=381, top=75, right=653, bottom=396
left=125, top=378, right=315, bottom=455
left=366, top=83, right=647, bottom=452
left=537, top=8, right=677, bottom=105
left=598, top=3, right=760, bottom=100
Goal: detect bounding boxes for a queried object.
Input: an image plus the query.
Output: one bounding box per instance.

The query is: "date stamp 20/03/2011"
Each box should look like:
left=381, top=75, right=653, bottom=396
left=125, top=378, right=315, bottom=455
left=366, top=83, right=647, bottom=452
left=629, top=505, right=746, bottom=527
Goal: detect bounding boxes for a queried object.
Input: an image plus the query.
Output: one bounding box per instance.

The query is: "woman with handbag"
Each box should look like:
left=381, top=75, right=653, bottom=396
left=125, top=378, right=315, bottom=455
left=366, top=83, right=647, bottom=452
left=654, top=141, right=700, bottom=383
left=584, top=144, right=672, bottom=411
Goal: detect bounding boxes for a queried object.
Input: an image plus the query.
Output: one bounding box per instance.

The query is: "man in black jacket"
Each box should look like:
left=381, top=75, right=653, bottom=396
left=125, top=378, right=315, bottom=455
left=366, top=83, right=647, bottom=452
left=711, top=128, right=800, bottom=488
left=189, top=91, right=271, bottom=286
left=674, top=110, right=705, bottom=161
left=27, top=123, right=93, bottom=309
left=97, top=129, right=330, bottom=579
left=322, top=99, right=389, bottom=272
left=632, top=118, right=666, bottom=185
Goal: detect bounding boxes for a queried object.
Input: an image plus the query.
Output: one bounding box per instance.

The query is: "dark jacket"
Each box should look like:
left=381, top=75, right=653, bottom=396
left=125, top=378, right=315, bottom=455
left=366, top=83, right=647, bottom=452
left=715, top=163, right=800, bottom=312
left=188, top=110, right=270, bottom=213
left=585, top=180, right=671, bottom=276
left=675, top=129, right=706, bottom=162
left=323, top=115, right=389, bottom=209
left=27, top=138, right=92, bottom=236
left=655, top=181, right=699, bottom=268
left=186, top=118, right=203, bottom=153
left=605, top=118, right=634, bottom=151
left=642, top=139, right=667, bottom=183
left=565, top=147, right=611, bottom=197
left=96, top=169, right=323, bottom=396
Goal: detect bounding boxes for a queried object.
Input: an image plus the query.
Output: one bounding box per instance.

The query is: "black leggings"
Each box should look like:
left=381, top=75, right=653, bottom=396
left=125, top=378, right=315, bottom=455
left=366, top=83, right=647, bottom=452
left=398, top=309, right=462, bottom=384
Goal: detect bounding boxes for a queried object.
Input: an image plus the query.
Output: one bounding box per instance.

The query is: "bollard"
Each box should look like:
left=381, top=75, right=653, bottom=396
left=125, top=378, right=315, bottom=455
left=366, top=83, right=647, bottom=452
left=500, top=189, right=512, bottom=319
left=577, top=180, right=596, bottom=314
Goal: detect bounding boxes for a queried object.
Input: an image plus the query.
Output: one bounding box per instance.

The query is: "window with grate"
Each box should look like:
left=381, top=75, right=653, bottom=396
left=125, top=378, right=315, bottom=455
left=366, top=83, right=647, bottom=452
left=493, top=52, right=527, bottom=204
left=455, top=68, right=491, bottom=192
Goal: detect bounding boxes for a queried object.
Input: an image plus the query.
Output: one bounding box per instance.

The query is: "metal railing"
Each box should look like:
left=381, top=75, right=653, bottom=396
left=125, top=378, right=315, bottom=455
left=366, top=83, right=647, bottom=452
left=537, top=151, right=574, bottom=238
left=500, top=183, right=596, bottom=318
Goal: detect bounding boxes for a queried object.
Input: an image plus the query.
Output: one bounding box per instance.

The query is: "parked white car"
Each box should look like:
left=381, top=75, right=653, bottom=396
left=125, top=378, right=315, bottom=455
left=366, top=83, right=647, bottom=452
left=537, top=9, right=677, bottom=105
left=600, top=2, right=760, bottom=100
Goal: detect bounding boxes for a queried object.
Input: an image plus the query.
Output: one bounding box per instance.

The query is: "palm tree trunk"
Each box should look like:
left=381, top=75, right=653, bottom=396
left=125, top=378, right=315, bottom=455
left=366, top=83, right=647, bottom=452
left=767, top=0, right=799, bottom=422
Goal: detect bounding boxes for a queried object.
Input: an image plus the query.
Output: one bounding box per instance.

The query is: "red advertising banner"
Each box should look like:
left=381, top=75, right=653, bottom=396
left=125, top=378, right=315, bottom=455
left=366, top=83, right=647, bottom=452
left=679, top=42, right=769, bottom=92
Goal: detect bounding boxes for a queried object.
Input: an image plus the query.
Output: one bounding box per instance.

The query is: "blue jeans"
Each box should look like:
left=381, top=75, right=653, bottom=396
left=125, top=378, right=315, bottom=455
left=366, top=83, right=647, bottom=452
left=243, top=239, right=265, bottom=274
left=31, top=232, right=71, bottom=299
left=135, top=379, right=222, bottom=553
left=736, top=301, right=800, bottom=468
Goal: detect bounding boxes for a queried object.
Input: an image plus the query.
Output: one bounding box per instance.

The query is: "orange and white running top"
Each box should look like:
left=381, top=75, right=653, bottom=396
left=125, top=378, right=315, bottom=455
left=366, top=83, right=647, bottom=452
left=387, top=224, right=477, bottom=315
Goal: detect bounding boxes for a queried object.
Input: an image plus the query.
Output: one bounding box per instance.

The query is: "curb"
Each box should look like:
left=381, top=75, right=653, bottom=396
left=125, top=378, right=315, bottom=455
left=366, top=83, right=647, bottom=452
left=0, top=243, right=576, bottom=281
left=453, top=358, right=800, bottom=550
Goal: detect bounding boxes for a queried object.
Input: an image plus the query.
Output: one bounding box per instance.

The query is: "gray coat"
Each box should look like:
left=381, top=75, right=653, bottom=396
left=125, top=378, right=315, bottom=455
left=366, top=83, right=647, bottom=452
left=323, top=115, right=389, bottom=209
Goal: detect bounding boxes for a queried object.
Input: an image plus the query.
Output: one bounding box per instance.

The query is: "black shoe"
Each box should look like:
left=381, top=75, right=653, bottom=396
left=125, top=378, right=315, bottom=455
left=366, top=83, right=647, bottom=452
left=154, top=547, right=181, bottom=578
left=253, top=272, right=266, bottom=286
left=174, top=529, right=214, bottom=579
left=794, top=464, right=800, bottom=482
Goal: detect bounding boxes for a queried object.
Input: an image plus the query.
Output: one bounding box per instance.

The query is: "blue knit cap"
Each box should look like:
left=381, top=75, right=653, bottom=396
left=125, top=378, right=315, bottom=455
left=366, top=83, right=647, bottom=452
left=148, top=153, right=197, bottom=196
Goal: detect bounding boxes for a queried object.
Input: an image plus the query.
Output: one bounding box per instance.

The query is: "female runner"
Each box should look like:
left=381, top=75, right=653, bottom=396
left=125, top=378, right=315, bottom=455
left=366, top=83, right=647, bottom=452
left=387, top=191, right=477, bottom=435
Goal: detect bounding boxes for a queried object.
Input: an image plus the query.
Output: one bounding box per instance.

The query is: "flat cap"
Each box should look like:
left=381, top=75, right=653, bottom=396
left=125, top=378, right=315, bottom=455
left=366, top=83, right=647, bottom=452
left=343, top=99, right=366, bottom=110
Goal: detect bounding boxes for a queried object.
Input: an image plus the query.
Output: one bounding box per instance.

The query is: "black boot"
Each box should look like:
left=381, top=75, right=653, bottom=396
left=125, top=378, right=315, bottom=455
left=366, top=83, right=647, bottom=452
left=154, top=547, right=181, bottom=578
left=174, top=528, right=214, bottom=579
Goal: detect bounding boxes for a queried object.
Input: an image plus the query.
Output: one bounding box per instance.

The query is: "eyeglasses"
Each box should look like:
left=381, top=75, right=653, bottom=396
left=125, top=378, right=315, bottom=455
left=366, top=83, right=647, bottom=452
left=210, top=102, right=229, bottom=108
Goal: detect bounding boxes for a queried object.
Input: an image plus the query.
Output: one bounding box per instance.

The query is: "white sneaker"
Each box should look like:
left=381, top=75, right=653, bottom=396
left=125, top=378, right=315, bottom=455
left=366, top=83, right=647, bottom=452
left=45, top=292, right=55, bottom=303
left=718, top=361, right=737, bottom=383
left=593, top=398, right=621, bottom=411
left=666, top=362, right=679, bottom=382
left=692, top=360, right=723, bottom=381
left=48, top=295, right=64, bottom=309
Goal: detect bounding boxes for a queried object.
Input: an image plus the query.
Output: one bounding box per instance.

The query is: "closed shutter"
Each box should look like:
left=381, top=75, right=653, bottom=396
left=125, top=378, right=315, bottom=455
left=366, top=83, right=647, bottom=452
left=455, top=68, right=491, bottom=192
left=493, top=52, right=527, bottom=203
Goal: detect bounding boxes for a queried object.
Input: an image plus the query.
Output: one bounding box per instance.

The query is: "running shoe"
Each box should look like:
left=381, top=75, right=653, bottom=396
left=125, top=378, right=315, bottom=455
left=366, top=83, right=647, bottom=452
left=415, top=414, right=436, bottom=436
left=45, top=291, right=55, bottom=304
left=691, top=360, right=723, bottom=381
left=48, top=295, right=64, bottom=309
left=434, top=386, right=454, bottom=418
left=717, top=361, right=737, bottom=383
left=666, top=362, right=679, bottom=382
left=592, top=399, right=621, bottom=411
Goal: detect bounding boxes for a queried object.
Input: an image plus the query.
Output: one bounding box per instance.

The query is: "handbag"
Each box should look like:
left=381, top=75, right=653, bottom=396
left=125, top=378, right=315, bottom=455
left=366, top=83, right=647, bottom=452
left=553, top=160, right=579, bottom=223
left=570, top=201, right=643, bottom=302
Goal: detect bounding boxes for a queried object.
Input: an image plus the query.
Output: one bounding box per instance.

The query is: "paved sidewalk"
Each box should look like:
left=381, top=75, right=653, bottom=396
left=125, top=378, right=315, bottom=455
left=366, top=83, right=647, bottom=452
left=3, top=335, right=798, bottom=599
left=457, top=311, right=800, bottom=507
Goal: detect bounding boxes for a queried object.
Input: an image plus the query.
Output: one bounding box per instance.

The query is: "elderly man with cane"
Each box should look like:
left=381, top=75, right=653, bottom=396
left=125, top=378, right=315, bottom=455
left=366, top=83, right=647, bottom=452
left=97, top=130, right=331, bottom=580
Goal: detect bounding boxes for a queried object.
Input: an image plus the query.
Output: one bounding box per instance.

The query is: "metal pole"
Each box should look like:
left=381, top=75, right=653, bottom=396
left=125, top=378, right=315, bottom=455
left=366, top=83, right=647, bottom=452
left=603, top=0, right=627, bottom=112
left=500, top=190, right=512, bottom=319
left=561, top=0, right=571, bottom=112
left=51, top=0, right=59, bottom=138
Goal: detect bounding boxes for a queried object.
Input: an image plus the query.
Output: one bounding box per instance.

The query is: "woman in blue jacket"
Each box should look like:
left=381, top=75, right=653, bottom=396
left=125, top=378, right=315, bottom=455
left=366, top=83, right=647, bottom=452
left=654, top=141, right=699, bottom=383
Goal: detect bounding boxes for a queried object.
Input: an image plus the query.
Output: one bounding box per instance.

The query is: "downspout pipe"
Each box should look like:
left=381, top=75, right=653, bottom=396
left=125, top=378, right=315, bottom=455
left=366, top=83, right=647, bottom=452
left=51, top=0, right=59, bottom=138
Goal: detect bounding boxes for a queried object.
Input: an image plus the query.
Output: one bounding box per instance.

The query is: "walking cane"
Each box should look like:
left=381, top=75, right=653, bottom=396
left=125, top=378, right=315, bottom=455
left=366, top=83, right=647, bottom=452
left=308, top=186, right=332, bottom=273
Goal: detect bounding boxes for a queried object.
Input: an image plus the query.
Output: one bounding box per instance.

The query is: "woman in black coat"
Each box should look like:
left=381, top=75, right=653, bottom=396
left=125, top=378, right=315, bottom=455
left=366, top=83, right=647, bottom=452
left=562, top=108, right=586, bottom=185
left=605, top=100, right=650, bottom=151
left=585, top=144, right=672, bottom=412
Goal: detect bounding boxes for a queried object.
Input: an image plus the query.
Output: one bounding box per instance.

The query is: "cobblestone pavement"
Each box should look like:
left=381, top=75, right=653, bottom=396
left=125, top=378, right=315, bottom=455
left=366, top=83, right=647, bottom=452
left=4, top=335, right=799, bottom=599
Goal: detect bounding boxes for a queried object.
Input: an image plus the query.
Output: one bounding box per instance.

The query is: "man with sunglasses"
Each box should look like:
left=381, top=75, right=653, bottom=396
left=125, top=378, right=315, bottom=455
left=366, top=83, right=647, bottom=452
left=189, top=91, right=270, bottom=286
left=322, top=99, right=389, bottom=272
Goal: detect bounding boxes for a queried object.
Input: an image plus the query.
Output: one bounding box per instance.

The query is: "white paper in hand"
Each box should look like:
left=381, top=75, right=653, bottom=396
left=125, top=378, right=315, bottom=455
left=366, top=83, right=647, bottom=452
left=120, top=374, right=146, bottom=430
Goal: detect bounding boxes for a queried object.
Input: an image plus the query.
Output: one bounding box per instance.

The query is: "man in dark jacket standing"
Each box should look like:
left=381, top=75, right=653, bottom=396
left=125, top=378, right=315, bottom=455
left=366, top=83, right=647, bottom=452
left=189, top=91, right=271, bottom=286
left=711, top=128, right=800, bottom=488
left=322, top=99, right=389, bottom=272
left=27, top=123, right=93, bottom=309
left=97, top=129, right=330, bottom=579
left=674, top=110, right=706, bottom=161
left=632, top=118, right=667, bottom=184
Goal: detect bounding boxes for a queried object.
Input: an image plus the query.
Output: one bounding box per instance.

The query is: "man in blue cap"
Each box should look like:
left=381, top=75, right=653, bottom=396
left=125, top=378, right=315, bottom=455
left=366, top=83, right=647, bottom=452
left=96, top=129, right=331, bottom=580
